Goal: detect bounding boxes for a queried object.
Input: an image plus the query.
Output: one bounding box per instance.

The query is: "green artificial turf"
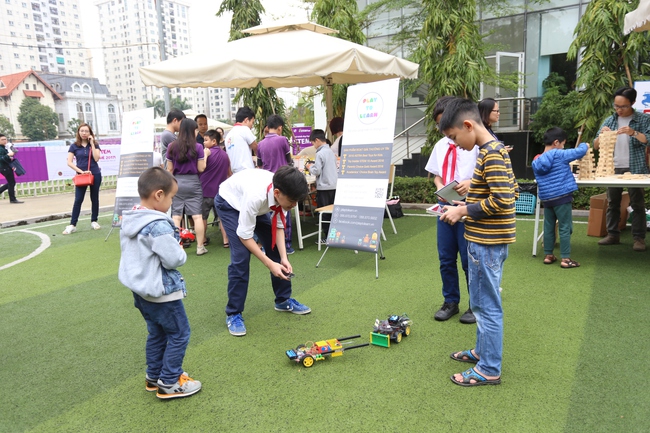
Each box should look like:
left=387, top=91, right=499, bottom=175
left=0, top=212, right=648, bottom=432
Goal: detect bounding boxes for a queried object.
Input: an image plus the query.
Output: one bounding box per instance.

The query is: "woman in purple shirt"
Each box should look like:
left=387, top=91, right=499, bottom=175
left=166, top=118, right=208, bottom=255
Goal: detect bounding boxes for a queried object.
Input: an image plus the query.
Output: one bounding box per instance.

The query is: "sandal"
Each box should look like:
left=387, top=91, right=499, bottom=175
left=223, top=243, right=230, bottom=248
left=451, top=367, right=501, bottom=387
left=561, top=258, right=580, bottom=269
left=543, top=255, right=557, bottom=265
left=450, top=349, right=479, bottom=363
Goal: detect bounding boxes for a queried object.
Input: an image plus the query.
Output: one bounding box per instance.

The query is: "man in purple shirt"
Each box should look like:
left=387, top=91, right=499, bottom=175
left=257, top=114, right=295, bottom=253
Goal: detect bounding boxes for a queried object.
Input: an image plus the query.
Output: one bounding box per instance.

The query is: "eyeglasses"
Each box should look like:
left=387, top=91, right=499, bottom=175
left=491, top=110, right=500, bottom=113
left=613, top=104, right=631, bottom=110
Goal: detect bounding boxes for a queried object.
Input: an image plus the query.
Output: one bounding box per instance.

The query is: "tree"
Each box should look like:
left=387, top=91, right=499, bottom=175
left=217, top=0, right=288, bottom=139
left=67, top=118, right=82, bottom=137
left=530, top=74, right=581, bottom=147
left=170, top=96, right=192, bottom=111
left=17, top=98, right=58, bottom=141
left=311, top=0, right=366, bottom=118
left=413, top=0, right=494, bottom=145
left=145, top=96, right=166, bottom=117
left=286, top=93, right=315, bottom=127
left=0, top=115, right=15, bottom=138
left=567, top=0, right=650, bottom=142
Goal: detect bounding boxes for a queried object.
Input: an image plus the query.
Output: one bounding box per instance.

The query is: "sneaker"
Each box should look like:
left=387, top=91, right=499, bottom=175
left=196, top=245, right=208, bottom=256
left=62, top=225, right=76, bottom=235
left=434, top=302, right=459, bottom=321
left=9, top=200, right=24, bottom=204
left=226, top=313, right=246, bottom=336
left=91, top=221, right=101, bottom=230
left=633, top=237, right=646, bottom=252
left=598, top=234, right=620, bottom=245
left=275, top=298, right=311, bottom=315
left=459, top=308, right=476, bottom=324
left=286, top=247, right=295, bottom=255
left=156, top=373, right=202, bottom=400
left=145, top=375, right=158, bottom=392
left=315, top=239, right=327, bottom=245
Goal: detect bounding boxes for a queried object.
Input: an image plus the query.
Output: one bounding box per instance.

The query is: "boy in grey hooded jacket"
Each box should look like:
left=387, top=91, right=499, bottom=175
left=118, top=166, right=201, bottom=400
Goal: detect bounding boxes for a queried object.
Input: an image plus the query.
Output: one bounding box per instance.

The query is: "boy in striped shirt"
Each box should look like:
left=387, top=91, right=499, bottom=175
left=439, top=98, right=518, bottom=387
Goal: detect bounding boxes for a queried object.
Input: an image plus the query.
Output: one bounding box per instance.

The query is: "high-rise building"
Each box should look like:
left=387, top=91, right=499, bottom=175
left=0, top=0, right=90, bottom=76
left=96, top=0, right=201, bottom=113
left=96, top=0, right=242, bottom=120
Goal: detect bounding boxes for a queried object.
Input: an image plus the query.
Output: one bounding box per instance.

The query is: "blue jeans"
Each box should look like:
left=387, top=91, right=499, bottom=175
left=214, top=195, right=292, bottom=316
left=70, top=172, right=102, bottom=225
left=437, top=217, right=468, bottom=304
left=467, top=241, right=508, bottom=377
left=133, top=293, right=190, bottom=384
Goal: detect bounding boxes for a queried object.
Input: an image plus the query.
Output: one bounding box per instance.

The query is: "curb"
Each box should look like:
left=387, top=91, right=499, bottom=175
left=1, top=205, right=115, bottom=229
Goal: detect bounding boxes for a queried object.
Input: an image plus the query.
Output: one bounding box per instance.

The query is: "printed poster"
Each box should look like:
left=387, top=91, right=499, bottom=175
left=326, top=79, right=399, bottom=252
left=112, top=107, right=155, bottom=227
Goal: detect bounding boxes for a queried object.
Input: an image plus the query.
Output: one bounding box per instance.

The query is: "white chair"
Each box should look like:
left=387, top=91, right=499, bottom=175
left=384, top=164, right=398, bottom=236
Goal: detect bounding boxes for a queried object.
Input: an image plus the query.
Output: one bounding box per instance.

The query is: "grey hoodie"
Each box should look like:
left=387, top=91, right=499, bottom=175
left=118, top=209, right=187, bottom=303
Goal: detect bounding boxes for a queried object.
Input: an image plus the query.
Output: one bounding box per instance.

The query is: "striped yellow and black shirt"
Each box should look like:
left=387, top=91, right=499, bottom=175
left=465, top=141, right=518, bottom=245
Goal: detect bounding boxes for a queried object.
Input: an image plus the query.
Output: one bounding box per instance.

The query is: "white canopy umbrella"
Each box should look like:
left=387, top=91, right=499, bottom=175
left=139, top=21, right=419, bottom=121
left=625, top=0, right=650, bottom=34
left=153, top=110, right=233, bottom=131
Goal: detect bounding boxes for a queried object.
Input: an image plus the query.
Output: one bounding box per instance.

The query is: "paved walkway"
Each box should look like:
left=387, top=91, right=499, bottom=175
left=0, top=189, right=116, bottom=228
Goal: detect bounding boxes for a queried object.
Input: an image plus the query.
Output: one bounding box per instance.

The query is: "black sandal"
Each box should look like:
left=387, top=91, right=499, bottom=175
left=543, top=255, right=557, bottom=265
left=561, top=258, right=580, bottom=269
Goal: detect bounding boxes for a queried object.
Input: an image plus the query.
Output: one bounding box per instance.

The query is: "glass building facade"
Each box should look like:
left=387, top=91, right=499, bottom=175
left=357, top=0, right=593, bottom=134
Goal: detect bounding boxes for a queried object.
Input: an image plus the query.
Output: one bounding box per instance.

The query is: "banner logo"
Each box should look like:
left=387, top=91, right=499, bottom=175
left=357, top=93, right=383, bottom=125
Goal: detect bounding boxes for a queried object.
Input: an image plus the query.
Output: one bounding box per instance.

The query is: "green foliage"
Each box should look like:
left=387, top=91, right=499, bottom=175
left=17, top=98, right=58, bottom=141
left=393, top=176, right=438, bottom=203
left=217, top=0, right=264, bottom=42
left=0, top=114, right=15, bottom=138
left=144, top=96, right=166, bottom=117
left=311, top=0, right=366, bottom=118
left=412, top=0, right=512, bottom=147
left=568, top=0, right=650, bottom=142
left=218, top=0, right=288, bottom=139
left=67, top=118, right=82, bottom=137
left=286, top=93, right=315, bottom=127
left=170, top=96, right=192, bottom=111
left=531, top=87, right=581, bottom=146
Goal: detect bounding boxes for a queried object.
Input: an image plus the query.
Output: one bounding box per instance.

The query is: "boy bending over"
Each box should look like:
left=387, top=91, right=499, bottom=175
left=215, top=166, right=311, bottom=336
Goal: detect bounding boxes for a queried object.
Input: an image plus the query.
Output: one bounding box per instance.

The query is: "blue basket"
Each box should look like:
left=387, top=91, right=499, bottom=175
left=515, top=192, right=536, bottom=215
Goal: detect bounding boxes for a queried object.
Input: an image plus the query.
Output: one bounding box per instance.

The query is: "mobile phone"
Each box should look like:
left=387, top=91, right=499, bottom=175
left=283, top=272, right=295, bottom=279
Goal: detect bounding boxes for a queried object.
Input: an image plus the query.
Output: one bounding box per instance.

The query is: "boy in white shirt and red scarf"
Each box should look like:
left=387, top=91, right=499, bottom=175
left=214, top=166, right=311, bottom=337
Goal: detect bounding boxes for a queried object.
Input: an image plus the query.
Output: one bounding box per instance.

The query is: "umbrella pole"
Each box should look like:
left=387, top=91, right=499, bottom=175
left=325, top=76, right=333, bottom=141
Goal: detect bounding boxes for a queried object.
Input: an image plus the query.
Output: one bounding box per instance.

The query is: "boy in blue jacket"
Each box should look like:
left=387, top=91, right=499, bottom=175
left=532, top=127, right=588, bottom=268
left=119, top=166, right=201, bottom=400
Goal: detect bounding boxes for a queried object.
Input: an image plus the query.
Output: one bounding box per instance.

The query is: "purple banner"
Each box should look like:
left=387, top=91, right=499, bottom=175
left=291, top=126, right=312, bottom=155
left=0, top=147, right=48, bottom=182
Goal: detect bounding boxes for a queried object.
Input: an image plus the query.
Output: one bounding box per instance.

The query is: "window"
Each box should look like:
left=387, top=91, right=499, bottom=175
left=14, top=53, right=20, bottom=59
left=76, top=102, right=84, bottom=122
left=72, top=83, right=81, bottom=92
left=85, top=103, right=92, bottom=112
left=8, top=21, right=14, bottom=26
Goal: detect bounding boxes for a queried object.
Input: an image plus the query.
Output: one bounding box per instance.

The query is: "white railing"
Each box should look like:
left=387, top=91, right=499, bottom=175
left=0, top=175, right=118, bottom=200
left=392, top=116, right=427, bottom=165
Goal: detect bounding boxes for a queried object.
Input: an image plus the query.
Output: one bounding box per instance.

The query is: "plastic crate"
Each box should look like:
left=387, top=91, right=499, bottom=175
left=515, top=192, right=536, bottom=215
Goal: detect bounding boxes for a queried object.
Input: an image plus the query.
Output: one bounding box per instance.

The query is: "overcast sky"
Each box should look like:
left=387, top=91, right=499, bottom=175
left=79, top=0, right=309, bottom=84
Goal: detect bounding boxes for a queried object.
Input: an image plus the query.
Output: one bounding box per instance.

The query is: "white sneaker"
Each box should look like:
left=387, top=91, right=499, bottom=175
left=62, top=225, right=76, bottom=235
left=196, top=245, right=208, bottom=256
left=156, top=373, right=202, bottom=400
left=91, top=222, right=101, bottom=230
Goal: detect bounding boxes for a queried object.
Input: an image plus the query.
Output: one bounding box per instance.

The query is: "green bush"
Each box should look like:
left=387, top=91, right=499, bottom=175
left=394, top=176, right=650, bottom=209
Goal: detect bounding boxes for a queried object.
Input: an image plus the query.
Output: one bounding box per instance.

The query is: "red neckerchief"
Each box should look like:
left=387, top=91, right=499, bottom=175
left=267, top=183, right=285, bottom=251
left=441, top=143, right=457, bottom=184
left=233, top=123, right=243, bottom=127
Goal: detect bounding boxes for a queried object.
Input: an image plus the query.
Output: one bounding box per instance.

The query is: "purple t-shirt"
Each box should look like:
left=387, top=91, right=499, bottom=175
left=167, top=141, right=205, bottom=175
left=257, top=133, right=290, bottom=173
left=199, top=147, right=230, bottom=198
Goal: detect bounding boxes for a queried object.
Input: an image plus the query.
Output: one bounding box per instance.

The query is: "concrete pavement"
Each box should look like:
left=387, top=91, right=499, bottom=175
left=0, top=189, right=116, bottom=228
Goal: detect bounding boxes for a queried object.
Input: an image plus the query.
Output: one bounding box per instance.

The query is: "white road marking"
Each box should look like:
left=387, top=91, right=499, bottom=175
left=0, top=229, right=52, bottom=271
